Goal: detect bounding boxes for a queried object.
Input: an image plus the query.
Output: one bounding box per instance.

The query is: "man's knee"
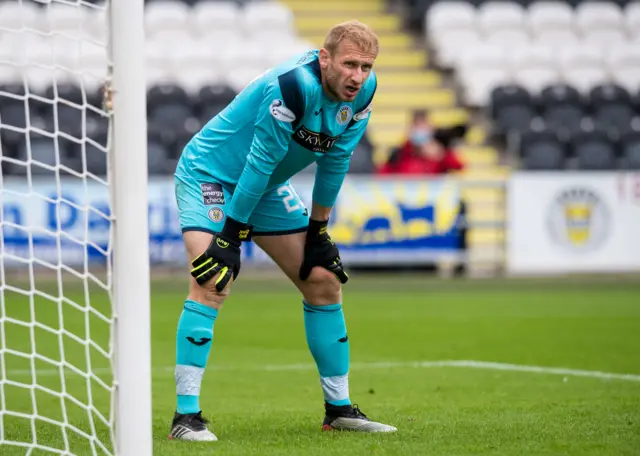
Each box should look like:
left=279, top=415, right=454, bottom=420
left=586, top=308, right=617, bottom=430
left=189, top=275, right=231, bottom=309
left=299, top=267, right=342, bottom=305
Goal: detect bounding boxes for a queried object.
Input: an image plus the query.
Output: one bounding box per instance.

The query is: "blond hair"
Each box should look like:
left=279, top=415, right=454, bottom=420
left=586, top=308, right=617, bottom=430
left=323, top=20, right=379, bottom=56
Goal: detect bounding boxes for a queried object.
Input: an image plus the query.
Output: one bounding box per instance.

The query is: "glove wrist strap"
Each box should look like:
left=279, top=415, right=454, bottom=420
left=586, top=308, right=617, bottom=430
left=221, top=217, right=253, bottom=243
left=307, top=218, right=329, bottom=241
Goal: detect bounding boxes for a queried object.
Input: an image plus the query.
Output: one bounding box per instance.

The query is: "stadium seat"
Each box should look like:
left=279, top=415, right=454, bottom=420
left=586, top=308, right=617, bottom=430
left=145, top=0, right=191, bottom=38
left=478, top=1, right=525, bottom=32
left=0, top=83, right=28, bottom=129
left=559, top=45, right=608, bottom=94
left=574, top=1, right=624, bottom=35
left=571, top=127, right=618, bottom=170
left=490, top=85, right=537, bottom=136
left=242, top=2, right=294, bottom=39
left=527, top=1, right=574, bottom=37
left=45, top=83, right=85, bottom=138
left=589, top=84, right=636, bottom=133
left=197, top=84, right=237, bottom=109
left=511, top=45, right=558, bottom=95
left=520, top=126, right=567, bottom=170
left=458, top=44, right=511, bottom=106
left=533, top=29, right=579, bottom=48
left=147, top=83, right=191, bottom=113
left=0, top=1, right=42, bottom=33
left=191, top=1, right=240, bottom=37
left=539, top=84, right=585, bottom=135
left=619, top=126, right=640, bottom=169
left=606, top=44, right=640, bottom=92
left=43, top=2, right=89, bottom=37
left=82, top=130, right=109, bottom=176
left=626, top=1, right=640, bottom=38
left=426, top=1, right=477, bottom=44
left=433, top=29, right=480, bottom=69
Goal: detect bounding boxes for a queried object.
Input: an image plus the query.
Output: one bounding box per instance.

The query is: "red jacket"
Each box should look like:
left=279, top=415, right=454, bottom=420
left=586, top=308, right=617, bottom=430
left=377, top=140, right=464, bottom=175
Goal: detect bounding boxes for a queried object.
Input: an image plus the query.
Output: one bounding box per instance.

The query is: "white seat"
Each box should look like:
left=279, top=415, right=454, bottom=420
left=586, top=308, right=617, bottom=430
left=477, top=1, right=525, bottom=35
left=191, top=1, right=240, bottom=37
left=0, top=63, right=19, bottom=85
left=0, top=2, right=42, bottom=32
left=510, top=45, right=559, bottom=94
left=485, top=29, right=530, bottom=49
left=513, top=67, right=560, bottom=95
left=426, top=1, right=477, bottom=45
left=44, top=3, right=89, bottom=36
left=145, top=1, right=191, bottom=38
left=434, top=29, right=481, bottom=68
left=246, top=28, right=297, bottom=42
left=20, top=65, right=56, bottom=94
left=583, top=30, right=627, bottom=50
left=563, top=67, right=609, bottom=94
left=225, top=66, right=269, bottom=93
left=534, top=30, right=580, bottom=50
left=458, top=43, right=507, bottom=71
left=242, top=2, right=294, bottom=37
left=527, top=1, right=574, bottom=37
left=84, top=7, right=107, bottom=41
left=145, top=66, right=175, bottom=89
left=575, top=2, right=624, bottom=34
left=458, top=43, right=510, bottom=106
left=606, top=43, right=640, bottom=92
left=175, top=67, right=223, bottom=95
left=174, top=41, right=216, bottom=70
left=460, top=68, right=511, bottom=107
left=559, top=45, right=604, bottom=70
left=626, top=2, right=640, bottom=38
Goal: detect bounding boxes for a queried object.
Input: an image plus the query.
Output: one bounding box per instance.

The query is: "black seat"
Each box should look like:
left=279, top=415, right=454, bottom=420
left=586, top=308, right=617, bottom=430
left=520, top=127, right=567, bottom=170
left=589, top=84, right=634, bottom=133
left=45, top=83, right=85, bottom=138
left=571, top=128, right=618, bottom=171
left=196, top=84, right=237, bottom=118
left=620, top=128, right=640, bottom=170
left=348, top=132, right=375, bottom=174
left=1, top=83, right=28, bottom=129
left=539, top=84, right=585, bottom=136
left=147, top=128, right=175, bottom=175
left=490, top=85, right=536, bottom=136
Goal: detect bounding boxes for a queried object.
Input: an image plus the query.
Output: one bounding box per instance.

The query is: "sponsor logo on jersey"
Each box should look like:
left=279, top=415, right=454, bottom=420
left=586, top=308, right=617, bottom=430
left=270, top=99, right=296, bottom=122
left=353, top=102, right=372, bottom=121
left=201, top=183, right=225, bottom=205
left=336, top=105, right=353, bottom=125
left=207, top=206, right=224, bottom=223
left=293, top=126, right=341, bottom=153
left=547, top=187, right=609, bottom=252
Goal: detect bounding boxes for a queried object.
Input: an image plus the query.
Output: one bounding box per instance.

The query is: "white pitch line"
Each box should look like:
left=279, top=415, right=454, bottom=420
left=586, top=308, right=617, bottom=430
left=3, top=360, right=640, bottom=382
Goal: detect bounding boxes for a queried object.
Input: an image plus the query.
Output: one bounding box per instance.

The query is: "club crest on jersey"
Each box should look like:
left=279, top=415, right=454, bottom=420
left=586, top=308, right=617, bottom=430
left=270, top=99, right=296, bottom=123
left=208, top=207, right=224, bottom=223
left=336, top=106, right=352, bottom=125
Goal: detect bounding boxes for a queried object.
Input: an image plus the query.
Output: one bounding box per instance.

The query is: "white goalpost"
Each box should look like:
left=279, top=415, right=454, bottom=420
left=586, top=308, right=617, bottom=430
left=0, top=0, right=151, bottom=455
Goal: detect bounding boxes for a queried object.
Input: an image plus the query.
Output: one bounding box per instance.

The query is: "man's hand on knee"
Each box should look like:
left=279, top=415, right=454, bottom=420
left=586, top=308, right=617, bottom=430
left=299, top=219, right=348, bottom=285
left=190, top=217, right=252, bottom=292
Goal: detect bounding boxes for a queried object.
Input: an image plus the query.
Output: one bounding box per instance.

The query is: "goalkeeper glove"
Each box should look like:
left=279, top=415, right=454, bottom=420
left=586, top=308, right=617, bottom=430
left=190, top=217, right=252, bottom=292
left=299, top=219, right=348, bottom=284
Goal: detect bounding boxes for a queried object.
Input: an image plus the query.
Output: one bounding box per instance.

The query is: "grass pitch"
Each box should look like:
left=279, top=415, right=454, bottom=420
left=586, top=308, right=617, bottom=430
left=1, top=274, right=640, bottom=455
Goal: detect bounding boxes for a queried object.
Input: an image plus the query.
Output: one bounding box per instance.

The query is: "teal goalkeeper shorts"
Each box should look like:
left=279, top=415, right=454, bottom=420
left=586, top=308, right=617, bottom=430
left=174, top=161, right=310, bottom=236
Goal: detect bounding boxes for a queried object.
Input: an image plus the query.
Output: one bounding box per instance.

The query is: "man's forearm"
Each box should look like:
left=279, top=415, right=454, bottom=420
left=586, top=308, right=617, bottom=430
left=310, top=203, right=332, bottom=222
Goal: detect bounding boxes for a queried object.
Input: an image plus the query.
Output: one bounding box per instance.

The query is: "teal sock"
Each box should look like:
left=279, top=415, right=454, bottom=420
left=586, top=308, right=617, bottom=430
left=303, top=301, right=351, bottom=406
left=175, top=300, right=218, bottom=414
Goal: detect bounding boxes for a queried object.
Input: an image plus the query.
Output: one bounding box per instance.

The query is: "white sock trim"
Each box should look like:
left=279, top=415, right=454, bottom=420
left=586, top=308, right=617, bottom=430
left=320, top=374, right=350, bottom=402
left=175, top=365, right=205, bottom=396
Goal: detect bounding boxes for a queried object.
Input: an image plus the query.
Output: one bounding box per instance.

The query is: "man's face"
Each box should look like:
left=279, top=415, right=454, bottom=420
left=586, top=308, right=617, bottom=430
left=320, top=39, right=377, bottom=102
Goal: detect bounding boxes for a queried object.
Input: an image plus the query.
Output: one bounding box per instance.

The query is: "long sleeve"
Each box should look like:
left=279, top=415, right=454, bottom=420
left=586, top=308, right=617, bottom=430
left=313, top=115, right=370, bottom=208
left=226, top=82, right=299, bottom=223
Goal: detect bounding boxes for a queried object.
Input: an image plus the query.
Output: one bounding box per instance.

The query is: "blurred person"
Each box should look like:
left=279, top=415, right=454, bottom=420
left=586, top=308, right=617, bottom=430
left=169, top=20, right=397, bottom=442
left=378, top=112, right=466, bottom=175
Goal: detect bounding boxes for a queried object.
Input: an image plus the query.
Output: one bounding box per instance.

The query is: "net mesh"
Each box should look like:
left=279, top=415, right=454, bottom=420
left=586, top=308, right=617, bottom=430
left=0, top=1, right=116, bottom=454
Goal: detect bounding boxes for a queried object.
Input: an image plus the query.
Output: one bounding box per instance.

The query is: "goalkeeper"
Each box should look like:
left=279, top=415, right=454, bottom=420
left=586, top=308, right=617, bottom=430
left=169, top=21, right=396, bottom=442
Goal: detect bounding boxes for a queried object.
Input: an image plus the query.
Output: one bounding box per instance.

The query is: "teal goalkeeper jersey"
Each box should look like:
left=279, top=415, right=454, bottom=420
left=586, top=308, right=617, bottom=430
left=178, top=50, right=377, bottom=224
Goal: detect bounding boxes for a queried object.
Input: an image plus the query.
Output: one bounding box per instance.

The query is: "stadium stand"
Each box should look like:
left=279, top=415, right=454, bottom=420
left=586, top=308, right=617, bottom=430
left=417, top=0, right=640, bottom=173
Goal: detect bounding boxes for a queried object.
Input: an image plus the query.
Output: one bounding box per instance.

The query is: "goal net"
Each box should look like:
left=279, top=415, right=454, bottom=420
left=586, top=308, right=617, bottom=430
left=0, top=1, right=150, bottom=455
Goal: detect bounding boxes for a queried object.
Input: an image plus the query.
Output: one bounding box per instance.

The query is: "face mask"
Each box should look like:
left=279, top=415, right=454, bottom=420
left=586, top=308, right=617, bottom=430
left=411, top=129, right=431, bottom=146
